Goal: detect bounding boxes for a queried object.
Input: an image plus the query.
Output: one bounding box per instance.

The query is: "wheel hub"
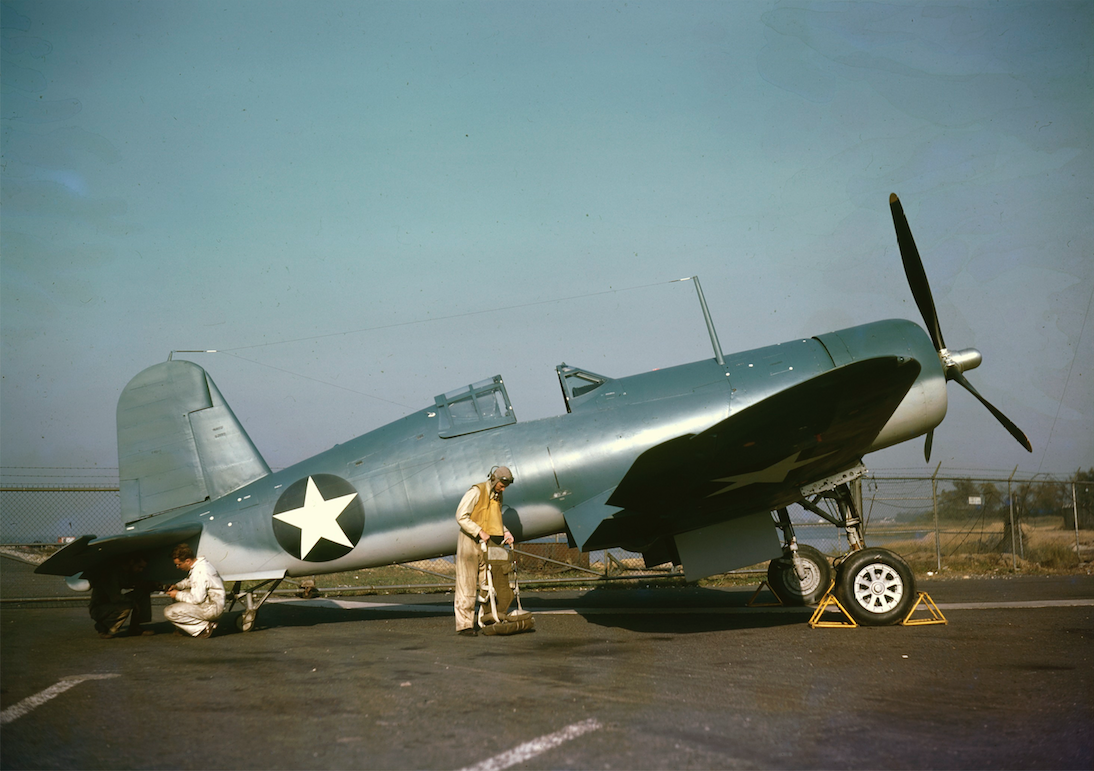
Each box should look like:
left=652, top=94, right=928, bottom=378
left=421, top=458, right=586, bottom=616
left=852, top=563, right=904, bottom=613
left=797, top=564, right=820, bottom=593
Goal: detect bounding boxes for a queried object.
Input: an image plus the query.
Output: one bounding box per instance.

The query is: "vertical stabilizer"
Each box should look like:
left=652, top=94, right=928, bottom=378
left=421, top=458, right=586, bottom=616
left=117, top=361, right=270, bottom=523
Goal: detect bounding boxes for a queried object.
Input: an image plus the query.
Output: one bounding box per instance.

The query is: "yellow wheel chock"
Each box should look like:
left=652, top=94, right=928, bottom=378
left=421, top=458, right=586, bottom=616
left=901, top=591, right=947, bottom=626
left=746, top=580, right=784, bottom=607
left=808, top=582, right=857, bottom=628
left=806, top=581, right=948, bottom=629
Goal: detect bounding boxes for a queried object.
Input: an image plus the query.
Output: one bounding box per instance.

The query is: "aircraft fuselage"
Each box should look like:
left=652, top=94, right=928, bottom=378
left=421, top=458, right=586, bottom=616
left=129, top=317, right=944, bottom=582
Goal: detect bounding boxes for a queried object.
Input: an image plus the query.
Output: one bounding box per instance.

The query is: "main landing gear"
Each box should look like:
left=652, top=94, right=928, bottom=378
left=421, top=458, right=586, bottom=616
left=834, top=547, right=916, bottom=626
left=769, top=475, right=917, bottom=626
left=766, top=511, right=831, bottom=606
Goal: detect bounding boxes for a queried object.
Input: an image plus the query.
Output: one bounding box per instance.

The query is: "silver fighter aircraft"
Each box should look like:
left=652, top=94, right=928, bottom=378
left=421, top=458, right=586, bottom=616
left=38, top=195, right=1031, bottom=628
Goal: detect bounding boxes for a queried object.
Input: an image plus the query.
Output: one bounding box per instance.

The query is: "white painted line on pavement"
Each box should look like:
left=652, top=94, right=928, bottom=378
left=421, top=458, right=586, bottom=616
left=933, top=599, right=1094, bottom=610
left=280, top=597, right=453, bottom=613
left=459, top=718, right=602, bottom=771
left=527, top=598, right=1094, bottom=614
left=1, top=674, right=120, bottom=725
left=278, top=596, right=1094, bottom=614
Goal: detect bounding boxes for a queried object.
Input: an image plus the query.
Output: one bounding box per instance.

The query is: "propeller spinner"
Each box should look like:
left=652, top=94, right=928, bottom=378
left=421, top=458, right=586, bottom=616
left=888, top=194, right=1032, bottom=459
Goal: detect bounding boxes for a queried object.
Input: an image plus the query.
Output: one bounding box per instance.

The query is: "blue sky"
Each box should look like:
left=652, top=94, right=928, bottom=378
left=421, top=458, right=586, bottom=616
left=2, top=0, right=1091, bottom=485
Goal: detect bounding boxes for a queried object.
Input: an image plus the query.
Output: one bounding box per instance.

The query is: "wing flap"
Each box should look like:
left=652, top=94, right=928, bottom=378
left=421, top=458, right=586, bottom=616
left=562, top=489, right=621, bottom=552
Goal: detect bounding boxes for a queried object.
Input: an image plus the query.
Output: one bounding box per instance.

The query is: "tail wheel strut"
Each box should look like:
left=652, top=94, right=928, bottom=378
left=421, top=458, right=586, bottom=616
left=227, top=577, right=284, bottom=633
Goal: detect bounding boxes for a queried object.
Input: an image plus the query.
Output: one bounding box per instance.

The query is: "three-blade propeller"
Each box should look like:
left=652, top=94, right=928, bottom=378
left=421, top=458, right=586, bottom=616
left=888, top=194, right=1032, bottom=459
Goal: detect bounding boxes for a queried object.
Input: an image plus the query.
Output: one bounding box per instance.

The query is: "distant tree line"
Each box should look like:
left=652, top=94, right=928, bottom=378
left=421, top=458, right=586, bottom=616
left=1073, top=468, right=1094, bottom=530
left=921, top=469, right=1093, bottom=531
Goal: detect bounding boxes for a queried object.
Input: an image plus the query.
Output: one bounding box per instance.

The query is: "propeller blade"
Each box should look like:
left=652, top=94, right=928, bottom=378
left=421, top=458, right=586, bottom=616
left=890, top=194, right=945, bottom=352
left=951, top=371, right=1033, bottom=453
left=924, top=429, right=933, bottom=462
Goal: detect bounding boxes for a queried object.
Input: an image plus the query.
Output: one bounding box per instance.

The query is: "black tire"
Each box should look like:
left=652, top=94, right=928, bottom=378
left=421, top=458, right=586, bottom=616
left=835, top=548, right=917, bottom=626
left=767, top=544, right=832, bottom=606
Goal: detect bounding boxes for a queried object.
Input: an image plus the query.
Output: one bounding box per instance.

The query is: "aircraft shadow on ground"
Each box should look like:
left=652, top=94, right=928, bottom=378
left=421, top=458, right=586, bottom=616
left=227, top=602, right=450, bottom=633
left=577, top=610, right=807, bottom=634
left=558, top=586, right=811, bottom=634
left=200, top=586, right=813, bottom=636
left=230, top=605, right=805, bottom=636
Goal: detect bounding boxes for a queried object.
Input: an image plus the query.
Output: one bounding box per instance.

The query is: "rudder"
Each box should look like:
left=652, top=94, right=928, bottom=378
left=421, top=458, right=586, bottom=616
left=117, top=360, right=269, bottom=524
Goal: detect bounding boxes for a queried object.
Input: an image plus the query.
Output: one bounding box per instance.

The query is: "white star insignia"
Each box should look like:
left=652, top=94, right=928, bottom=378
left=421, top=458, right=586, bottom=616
left=707, top=450, right=834, bottom=498
left=273, top=477, right=358, bottom=559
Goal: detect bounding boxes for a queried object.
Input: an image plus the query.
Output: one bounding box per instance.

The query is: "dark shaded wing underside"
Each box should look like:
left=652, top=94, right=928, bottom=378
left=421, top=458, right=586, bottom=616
left=34, top=525, right=204, bottom=577
left=595, top=356, right=921, bottom=546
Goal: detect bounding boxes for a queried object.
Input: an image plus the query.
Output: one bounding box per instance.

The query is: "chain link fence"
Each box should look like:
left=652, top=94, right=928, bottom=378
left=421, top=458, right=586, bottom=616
left=3, top=474, right=1092, bottom=587
left=1, top=486, right=121, bottom=544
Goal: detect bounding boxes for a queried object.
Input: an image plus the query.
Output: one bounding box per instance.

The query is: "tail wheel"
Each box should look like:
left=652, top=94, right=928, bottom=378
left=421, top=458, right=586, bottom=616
left=767, top=544, right=832, bottom=606
left=236, top=608, right=257, bottom=632
left=835, top=548, right=916, bottom=626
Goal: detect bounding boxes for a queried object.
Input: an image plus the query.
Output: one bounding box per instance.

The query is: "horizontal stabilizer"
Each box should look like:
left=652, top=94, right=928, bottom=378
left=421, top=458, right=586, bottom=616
left=35, top=524, right=203, bottom=577
left=118, top=361, right=270, bottom=523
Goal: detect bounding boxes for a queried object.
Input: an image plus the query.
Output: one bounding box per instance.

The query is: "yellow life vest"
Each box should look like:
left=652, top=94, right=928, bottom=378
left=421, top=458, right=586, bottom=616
left=468, top=481, right=504, bottom=536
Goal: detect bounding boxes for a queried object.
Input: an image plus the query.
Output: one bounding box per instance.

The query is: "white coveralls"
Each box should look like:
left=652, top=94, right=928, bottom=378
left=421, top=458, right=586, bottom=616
left=454, top=484, right=510, bottom=632
left=164, top=556, right=226, bottom=637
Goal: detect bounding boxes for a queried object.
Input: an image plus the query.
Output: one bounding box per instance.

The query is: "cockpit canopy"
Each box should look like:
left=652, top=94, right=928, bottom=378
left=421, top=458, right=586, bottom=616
left=434, top=376, right=516, bottom=438
left=556, top=363, right=610, bottom=413
left=432, top=365, right=616, bottom=439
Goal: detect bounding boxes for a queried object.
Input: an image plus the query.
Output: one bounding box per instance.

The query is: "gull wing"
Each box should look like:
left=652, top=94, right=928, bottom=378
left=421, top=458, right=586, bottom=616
left=608, top=356, right=922, bottom=522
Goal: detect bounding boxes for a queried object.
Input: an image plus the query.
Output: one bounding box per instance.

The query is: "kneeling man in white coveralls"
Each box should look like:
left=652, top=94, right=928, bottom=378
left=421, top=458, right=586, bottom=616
left=164, top=543, right=225, bottom=638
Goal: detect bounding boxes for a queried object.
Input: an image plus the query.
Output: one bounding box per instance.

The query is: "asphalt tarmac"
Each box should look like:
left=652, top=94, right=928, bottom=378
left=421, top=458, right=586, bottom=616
left=2, top=556, right=1091, bottom=770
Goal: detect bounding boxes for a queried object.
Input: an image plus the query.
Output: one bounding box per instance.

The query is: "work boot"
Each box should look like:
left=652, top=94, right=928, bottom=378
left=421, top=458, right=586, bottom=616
left=457, top=628, right=478, bottom=637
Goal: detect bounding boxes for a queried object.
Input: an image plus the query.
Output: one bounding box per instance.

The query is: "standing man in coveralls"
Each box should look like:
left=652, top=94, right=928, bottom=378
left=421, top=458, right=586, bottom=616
left=453, top=466, right=514, bottom=636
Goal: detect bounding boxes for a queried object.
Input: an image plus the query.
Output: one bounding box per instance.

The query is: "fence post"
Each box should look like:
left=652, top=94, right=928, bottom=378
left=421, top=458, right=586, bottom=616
left=1007, top=466, right=1018, bottom=571
left=1018, top=475, right=1032, bottom=560
left=931, top=463, right=941, bottom=572
left=1073, top=480, right=1081, bottom=565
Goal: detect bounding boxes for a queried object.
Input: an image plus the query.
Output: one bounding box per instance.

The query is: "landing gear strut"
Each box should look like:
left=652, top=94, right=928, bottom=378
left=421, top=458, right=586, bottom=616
left=779, top=473, right=918, bottom=626
left=768, top=508, right=832, bottom=606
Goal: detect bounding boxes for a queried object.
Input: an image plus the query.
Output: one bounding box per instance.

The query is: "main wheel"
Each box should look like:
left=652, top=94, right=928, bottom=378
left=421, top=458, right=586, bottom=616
left=835, top=548, right=916, bottom=626
left=766, top=544, right=832, bottom=606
